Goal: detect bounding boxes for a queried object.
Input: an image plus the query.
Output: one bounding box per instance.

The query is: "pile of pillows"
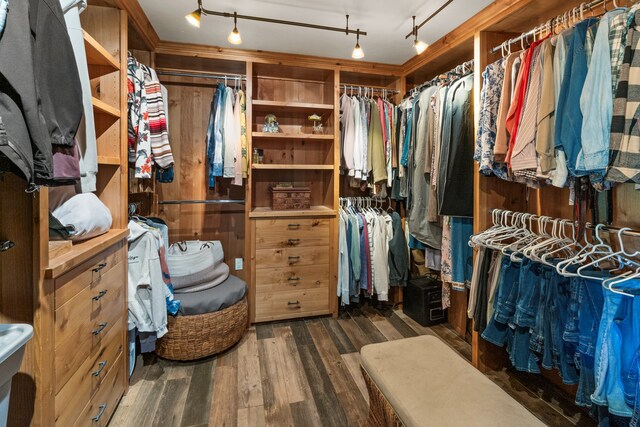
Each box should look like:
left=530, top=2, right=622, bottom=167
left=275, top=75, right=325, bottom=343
left=166, top=240, right=230, bottom=294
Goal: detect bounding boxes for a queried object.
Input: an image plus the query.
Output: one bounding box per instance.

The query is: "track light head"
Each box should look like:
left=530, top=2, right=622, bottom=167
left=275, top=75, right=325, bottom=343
left=185, top=9, right=202, bottom=28
left=228, top=12, right=242, bottom=44
left=414, top=39, right=428, bottom=54
left=352, top=29, right=364, bottom=59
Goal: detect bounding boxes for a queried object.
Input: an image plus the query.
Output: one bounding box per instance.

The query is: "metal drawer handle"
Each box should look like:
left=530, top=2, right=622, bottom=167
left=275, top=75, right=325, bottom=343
left=287, top=238, right=300, bottom=244
left=92, top=322, right=108, bottom=336
left=92, top=289, right=108, bottom=301
left=287, top=300, right=300, bottom=305
left=92, top=404, right=107, bottom=422
left=92, top=360, right=108, bottom=377
left=0, top=240, right=15, bottom=252
left=288, top=277, right=301, bottom=281
left=92, top=263, right=107, bottom=273
left=288, top=256, right=300, bottom=262
left=287, top=223, right=301, bottom=229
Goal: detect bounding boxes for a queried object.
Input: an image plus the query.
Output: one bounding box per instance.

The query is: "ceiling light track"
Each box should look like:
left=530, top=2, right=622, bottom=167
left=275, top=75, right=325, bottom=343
left=405, top=0, right=455, bottom=39
left=188, top=0, right=367, bottom=37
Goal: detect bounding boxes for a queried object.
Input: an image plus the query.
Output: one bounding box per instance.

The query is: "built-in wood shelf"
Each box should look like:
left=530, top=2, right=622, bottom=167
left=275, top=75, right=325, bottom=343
left=249, top=206, right=336, bottom=218
left=251, top=164, right=334, bottom=171
left=92, top=97, right=121, bottom=119
left=97, top=156, right=121, bottom=165
left=46, top=228, right=129, bottom=279
left=252, top=100, right=334, bottom=112
left=83, top=30, right=120, bottom=79
left=252, top=132, right=333, bottom=140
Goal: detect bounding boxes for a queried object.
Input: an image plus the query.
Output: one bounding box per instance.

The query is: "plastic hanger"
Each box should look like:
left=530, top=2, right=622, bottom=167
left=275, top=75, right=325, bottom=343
left=576, top=228, right=640, bottom=279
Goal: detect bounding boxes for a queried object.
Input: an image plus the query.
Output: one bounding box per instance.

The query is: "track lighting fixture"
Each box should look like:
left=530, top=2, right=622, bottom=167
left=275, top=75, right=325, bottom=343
left=352, top=29, right=364, bottom=59
left=185, top=8, right=202, bottom=28
left=185, top=2, right=367, bottom=53
left=412, top=16, right=428, bottom=55
left=227, top=12, right=242, bottom=44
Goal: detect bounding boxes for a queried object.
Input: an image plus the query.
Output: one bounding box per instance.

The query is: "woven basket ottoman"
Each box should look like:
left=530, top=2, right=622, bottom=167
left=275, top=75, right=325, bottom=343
left=156, top=274, right=248, bottom=361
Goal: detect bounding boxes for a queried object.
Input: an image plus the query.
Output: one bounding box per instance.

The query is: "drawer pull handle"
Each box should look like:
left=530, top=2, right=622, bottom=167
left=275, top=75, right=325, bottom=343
left=287, top=223, right=301, bottom=229
left=0, top=240, right=15, bottom=252
left=288, top=300, right=300, bottom=306
left=92, top=404, right=107, bottom=422
left=92, top=263, right=107, bottom=273
left=92, top=289, right=108, bottom=301
left=92, top=360, right=108, bottom=377
left=287, top=239, right=300, bottom=244
left=288, top=277, right=301, bottom=281
left=288, top=256, right=300, bottom=262
left=92, top=322, right=108, bottom=336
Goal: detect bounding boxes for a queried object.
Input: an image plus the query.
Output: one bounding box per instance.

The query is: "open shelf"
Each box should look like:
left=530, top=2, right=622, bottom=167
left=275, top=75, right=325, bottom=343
left=252, top=132, right=333, bottom=141
left=46, top=228, right=129, bottom=279
left=92, top=97, right=121, bottom=119
left=250, top=206, right=336, bottom=218
left=83, top=30, right=120, bottom=79
left=252, top=164, right=334, bottom=171
left=252, top=100, right=334, bottom=112
left=97, top=156, right=121, bottom=166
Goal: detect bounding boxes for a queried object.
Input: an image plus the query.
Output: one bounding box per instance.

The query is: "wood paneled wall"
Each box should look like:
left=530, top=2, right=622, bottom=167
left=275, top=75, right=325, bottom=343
left=154, top=76, right=247, bottom=281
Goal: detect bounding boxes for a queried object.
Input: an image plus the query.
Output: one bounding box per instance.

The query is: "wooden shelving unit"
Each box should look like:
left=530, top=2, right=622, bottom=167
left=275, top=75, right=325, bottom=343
left=248, top=62, right=339, bottom=323
left=92, top=96, right=121, bottom=119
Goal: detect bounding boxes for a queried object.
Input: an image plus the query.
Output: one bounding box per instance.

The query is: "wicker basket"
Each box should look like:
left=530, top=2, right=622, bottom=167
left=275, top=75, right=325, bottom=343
left=155, top=297, right=248, bottom=361
left=271, top=186, right=311, bottom=210
left=362, top=366, right=404, bottom=427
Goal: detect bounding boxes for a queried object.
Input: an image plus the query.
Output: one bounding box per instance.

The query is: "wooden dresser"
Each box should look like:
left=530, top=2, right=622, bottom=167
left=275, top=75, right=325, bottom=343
left=253, top=218, right=333, bottom=322
left=52, top=241, right=127, bottom=426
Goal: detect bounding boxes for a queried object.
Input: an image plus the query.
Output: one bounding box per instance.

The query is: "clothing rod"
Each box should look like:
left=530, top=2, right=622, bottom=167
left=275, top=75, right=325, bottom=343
left=341, top=85, right=399, bottom=94
left=158, top=200, right=246, bottom=205
left=489, top=0, right=606, bottom=54
left=156, top=70, right=247, bottom=81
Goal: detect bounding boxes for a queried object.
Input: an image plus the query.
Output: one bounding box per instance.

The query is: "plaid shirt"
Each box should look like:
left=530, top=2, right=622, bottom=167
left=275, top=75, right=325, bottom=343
left=607, top=9, right=640, bottom=184
left=610, top=5, right=640, bottom=96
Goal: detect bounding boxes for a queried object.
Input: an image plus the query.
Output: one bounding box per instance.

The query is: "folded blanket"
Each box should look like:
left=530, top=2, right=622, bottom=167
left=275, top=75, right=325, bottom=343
left=167, top=240, right=229, bottom=290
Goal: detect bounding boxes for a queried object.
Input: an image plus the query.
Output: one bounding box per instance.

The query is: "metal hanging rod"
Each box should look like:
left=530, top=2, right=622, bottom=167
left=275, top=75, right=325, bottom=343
left=411, top=59, right=474, bottom=94
left=404, top=0, right=455, bottom=39
left=194, top=0, right=367, bottom=36
left=341, top=85, right=399, bottom=95
left=159, top=199, right=245, bottom=205
left=156, top=70, right=247, bottom=81
left=489, top=0, right=615, bottom=54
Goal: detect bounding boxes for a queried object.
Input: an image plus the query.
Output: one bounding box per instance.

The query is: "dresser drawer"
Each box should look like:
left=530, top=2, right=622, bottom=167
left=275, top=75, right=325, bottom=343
left=255, top=286, right=330, bottom=321
left=256, top=264, right=330, bottom=291
left=255, top=218, right=330, bottom=249
left=55, top=259, right=125, bottom=347
left=74, top=353, right=125, bottom=427
left=55, top=318, right=123, bottom=425
left=55, top=262, right=125, bottom=387
left=55, top=244, right=124, bottom=309
left=255, top=246, right=330, bottom=269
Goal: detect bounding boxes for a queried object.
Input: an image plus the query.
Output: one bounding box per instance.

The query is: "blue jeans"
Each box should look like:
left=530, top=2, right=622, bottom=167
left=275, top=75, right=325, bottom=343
left=482, top=257, right=520, bottom=346
left=593, top=280, right=640, bottom=417
left=514, top=259, right=543, bottom=328
left=530, top=264, right=554, bottom=354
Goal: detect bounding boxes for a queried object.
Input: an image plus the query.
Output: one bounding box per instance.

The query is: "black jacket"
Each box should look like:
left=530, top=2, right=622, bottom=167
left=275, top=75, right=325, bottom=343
left=0, top=0, right=83, bottom=186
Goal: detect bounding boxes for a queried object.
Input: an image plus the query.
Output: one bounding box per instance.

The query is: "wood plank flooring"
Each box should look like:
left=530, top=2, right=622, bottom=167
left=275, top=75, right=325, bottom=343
left=110, top=304, right=595, bottom=427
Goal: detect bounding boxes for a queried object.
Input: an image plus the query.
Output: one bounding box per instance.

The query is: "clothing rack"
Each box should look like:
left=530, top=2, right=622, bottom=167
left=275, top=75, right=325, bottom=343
left=489, top=0, right=613, bottom=54
left=155, top=69, right=247, bottom=82
left=341, top=84, right=399, bottom=95
left=158, top=199, right=245, bottom=205
left=410, top=59, right=475, bottom=95
left=486, top=208, right=640, bottom=238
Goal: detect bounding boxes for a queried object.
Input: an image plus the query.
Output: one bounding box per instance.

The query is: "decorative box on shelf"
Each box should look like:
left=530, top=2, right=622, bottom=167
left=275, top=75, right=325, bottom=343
left=270, top=186, right=311, bottom=210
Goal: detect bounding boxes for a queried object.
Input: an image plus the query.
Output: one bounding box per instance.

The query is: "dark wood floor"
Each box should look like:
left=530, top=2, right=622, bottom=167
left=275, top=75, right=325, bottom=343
left=110, top=303, right=595, bottom=427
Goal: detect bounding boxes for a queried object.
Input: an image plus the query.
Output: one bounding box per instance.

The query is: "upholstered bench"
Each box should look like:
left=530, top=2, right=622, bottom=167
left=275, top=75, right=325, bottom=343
left=360, top=335, right=546, bottom=427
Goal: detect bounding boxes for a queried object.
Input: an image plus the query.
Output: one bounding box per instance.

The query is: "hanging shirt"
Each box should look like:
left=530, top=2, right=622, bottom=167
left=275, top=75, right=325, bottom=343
left=128, top=54, right=152, bottom=178
left=223, top=87, right=237, bottom=178
left=233, top=91, right=243, bottom=186
left=212, top=83, right=225, bottom=178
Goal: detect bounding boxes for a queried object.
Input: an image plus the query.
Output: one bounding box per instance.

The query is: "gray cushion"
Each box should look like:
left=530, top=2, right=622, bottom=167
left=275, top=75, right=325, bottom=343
left=176, top=274, right=247, bottom=316
left=360, top=335, right=546, bottom=427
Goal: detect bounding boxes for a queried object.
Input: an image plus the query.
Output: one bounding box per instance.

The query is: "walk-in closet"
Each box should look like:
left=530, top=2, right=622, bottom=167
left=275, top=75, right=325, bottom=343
left=1, top=0, right=639, bottom=426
